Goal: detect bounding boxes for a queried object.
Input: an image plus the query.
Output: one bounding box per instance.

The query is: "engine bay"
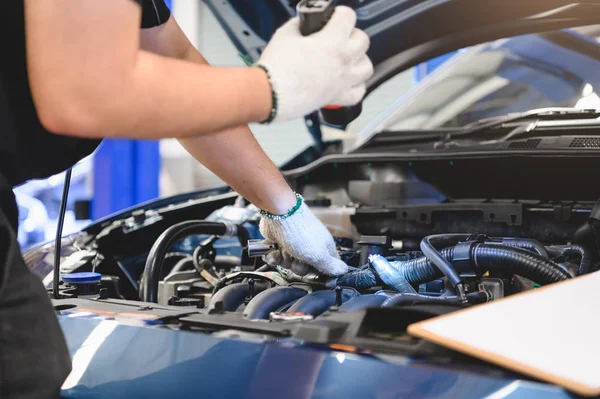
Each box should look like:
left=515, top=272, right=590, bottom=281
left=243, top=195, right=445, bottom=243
left=27, top=160, right=600, bottom=357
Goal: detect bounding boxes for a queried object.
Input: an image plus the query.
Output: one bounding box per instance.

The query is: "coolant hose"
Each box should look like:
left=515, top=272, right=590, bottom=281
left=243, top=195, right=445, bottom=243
left=140, top=220, right=240, bottom=303
left=397, top=247, right=455, bottom=284
left=243, top=287, right=308, bottom=320
left=382, top=291, right=489, bottom=308
left=401, top=244, right=571, bottom=284
left=337, top=244, right=570, bottom=290
left=370, top=254, right=416, bottom=294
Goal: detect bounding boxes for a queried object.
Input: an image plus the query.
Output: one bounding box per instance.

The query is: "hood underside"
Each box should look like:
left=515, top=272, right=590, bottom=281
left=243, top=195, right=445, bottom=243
left=204, top=0, right=600, bottom=94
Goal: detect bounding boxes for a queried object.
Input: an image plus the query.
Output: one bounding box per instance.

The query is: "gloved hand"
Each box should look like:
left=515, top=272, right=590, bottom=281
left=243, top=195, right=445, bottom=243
left=256, top=6, right=373, bottom=123
left=259, top=202, right=349, bottom=277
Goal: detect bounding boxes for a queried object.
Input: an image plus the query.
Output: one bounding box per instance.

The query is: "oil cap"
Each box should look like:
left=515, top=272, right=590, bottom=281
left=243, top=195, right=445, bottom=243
left=62, top=272, right=102, bottom=285
left=62, top=272, right=102, bottom=296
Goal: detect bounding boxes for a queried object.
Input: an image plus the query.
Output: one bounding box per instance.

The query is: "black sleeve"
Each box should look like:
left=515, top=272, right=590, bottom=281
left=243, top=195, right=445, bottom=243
left=138, top=0, right=171, bottom=29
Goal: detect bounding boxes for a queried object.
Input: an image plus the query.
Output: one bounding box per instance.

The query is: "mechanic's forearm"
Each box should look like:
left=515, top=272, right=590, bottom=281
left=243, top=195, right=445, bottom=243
left=37, top=51, right=271, bottom=139
left=138, top=17, right=295, bottom=213
left=179, top=131, right=296, bottom=214
left=25, top=1, right=272, bottom=139
left=145, top=20, right=297, bottom=214
left=128, top=54, right=272, bottom=137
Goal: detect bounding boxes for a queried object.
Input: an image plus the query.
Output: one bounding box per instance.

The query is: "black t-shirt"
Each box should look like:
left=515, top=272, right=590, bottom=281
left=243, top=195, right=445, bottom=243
left=0, top=0, right=171, bottom=231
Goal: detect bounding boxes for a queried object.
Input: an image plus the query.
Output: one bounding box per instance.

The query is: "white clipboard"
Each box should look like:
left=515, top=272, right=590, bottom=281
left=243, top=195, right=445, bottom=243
left=407, top=272, right=600, bottom=397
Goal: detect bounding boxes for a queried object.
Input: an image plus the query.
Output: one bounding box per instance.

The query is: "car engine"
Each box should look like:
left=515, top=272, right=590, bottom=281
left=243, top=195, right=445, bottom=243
left=24, top=160, right=600, bottom=353
left=142, top=215, right=587, bottom=321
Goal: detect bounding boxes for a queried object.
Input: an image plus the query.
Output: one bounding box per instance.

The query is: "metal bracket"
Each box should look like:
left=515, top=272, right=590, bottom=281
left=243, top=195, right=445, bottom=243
left=553, top=204, right=572, bottom=222
left=392, top=203, right=523, bottom=226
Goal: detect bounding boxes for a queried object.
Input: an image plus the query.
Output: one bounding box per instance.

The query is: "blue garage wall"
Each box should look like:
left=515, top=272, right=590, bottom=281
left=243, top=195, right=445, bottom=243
left=91, top=0, right=172, bottom=220
left=91, top=140, right=161, bottom=220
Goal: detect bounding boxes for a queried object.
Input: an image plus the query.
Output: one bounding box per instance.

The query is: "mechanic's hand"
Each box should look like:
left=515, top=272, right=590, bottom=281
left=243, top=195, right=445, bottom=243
left=259, top=203, right=349, bottom=276
left=256, top=6, right=373, bottom=122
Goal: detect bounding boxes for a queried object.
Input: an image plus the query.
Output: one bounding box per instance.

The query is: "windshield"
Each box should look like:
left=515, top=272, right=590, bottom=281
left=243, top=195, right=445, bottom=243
left=376, top=31, right=600, bottom=132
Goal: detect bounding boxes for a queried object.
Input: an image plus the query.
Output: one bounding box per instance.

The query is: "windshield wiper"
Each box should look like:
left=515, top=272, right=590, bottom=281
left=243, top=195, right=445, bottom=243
left=434, top=108, right=600, bottom=146
left=464, top=107, right=599, bottom=128
left=359, top=108, right=600, bottom=151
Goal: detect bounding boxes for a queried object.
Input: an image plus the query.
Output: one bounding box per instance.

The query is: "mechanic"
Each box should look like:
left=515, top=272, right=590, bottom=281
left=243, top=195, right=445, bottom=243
left=0, top=0, right=371, bottom=397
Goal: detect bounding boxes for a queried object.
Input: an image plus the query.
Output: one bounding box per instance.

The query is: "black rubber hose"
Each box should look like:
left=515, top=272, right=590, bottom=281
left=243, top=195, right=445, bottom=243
left=335, top=249, right=451, bottom=289
left=338, top=244, right=569, bottom=290
left=192, top=243, right=213, bottom=267
left=506, top=238, right=548, bottom=258
left=206, top=281, right=269, bottom=313
left=338, top=294, right=388, bottom=312
left=140, top=221, right=232, bottom=303
left=382, top=291, right=489, bottom=308
left=488, top=238, right=548, bottom=258
left=395, top=247, right=455, bottom=284
left=401, top=244, right=571, bottom=285
left=420, top=234, right=469, bottom=301
left=214, top=255, right=242, bottom=269
left=243, top=287, right=308, bottom=320
left=547, top=245, right=591, bottom=275
left=472, top=244, right=570, bottom=284
left=383, top=293, right=460, bottom=307
left=288, top=288, right=360, bottom=316
left=566, top=245, right=591, bottom=275
left=336, top=266, right=379, bottom=289
left=167, top=256, right=194, bottom=276
left=370, top=254, right=416, bottom=294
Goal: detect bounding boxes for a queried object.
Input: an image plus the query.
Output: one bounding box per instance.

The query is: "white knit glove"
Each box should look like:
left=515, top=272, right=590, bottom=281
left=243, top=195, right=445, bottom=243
left=259, top=202, right=349, bottom=277
left=256, top=6, right=373, bottom=123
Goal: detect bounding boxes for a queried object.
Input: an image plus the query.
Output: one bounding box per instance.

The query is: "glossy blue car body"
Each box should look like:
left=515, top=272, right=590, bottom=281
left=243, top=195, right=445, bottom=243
left=58, top=315, right=578, bottom=399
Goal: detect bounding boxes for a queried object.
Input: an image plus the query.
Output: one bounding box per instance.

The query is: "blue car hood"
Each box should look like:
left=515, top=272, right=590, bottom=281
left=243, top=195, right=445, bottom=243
left=204, top=0, right=600, bottom=93
left=59, top=316, right=577, bottom=399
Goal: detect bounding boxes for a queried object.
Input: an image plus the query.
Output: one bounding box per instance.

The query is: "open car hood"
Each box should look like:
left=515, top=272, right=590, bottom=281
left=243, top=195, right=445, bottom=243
left=204, top=0, right=600, bottom=94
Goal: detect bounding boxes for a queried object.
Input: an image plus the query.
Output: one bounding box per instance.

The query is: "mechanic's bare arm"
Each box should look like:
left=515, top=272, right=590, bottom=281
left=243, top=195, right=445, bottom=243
left=25, top=1, right=370, bottom=142
left=25, top=0, right=271, bottom=139
left=140, top=17, right=296, bottom=213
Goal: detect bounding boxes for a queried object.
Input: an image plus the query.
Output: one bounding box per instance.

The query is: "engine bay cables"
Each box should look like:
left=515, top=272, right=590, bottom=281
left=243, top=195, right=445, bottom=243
left=53, top=168, right=73, bottom=299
